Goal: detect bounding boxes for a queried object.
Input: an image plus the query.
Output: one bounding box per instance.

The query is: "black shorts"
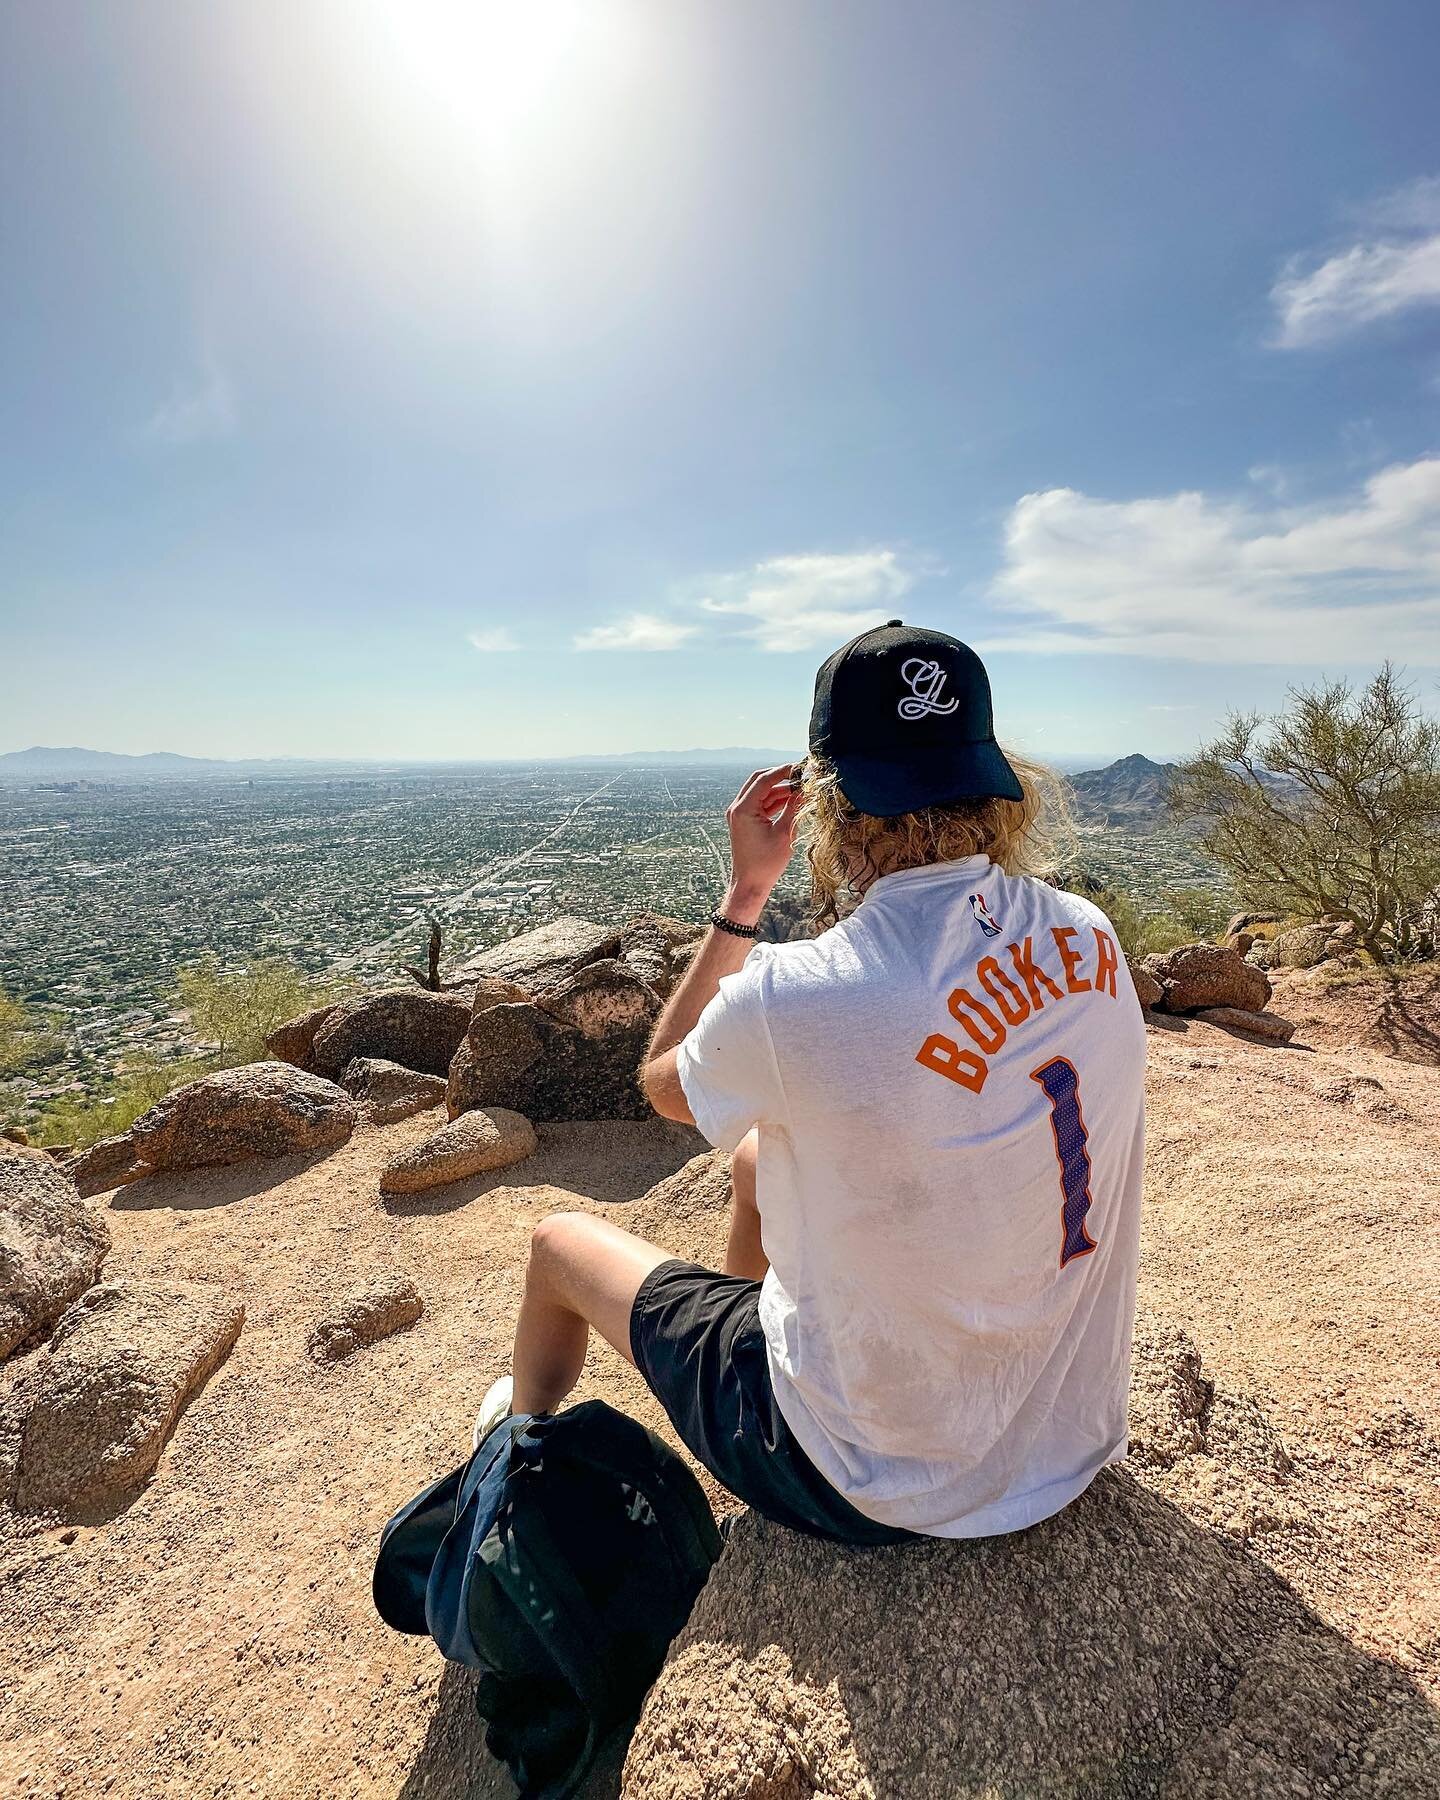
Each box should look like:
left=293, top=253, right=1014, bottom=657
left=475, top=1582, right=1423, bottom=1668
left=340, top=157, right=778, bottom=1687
left=629, top=1259, right=916, bottom=1547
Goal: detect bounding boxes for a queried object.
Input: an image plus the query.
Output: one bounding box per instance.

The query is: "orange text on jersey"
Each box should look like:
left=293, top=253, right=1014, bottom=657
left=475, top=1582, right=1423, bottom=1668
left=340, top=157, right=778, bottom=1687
left=915, top=925, right=1121, bottom=1095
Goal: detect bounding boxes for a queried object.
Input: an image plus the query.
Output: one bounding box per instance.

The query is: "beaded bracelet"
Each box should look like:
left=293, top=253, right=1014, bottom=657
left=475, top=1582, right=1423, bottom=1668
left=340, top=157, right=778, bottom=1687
left=710, top=910, right=760, bottom=939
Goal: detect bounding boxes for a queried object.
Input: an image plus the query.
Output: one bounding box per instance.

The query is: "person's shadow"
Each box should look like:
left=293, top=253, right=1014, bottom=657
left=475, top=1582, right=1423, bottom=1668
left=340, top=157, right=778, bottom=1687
left=398, top=1468, right=1440, bottom=1798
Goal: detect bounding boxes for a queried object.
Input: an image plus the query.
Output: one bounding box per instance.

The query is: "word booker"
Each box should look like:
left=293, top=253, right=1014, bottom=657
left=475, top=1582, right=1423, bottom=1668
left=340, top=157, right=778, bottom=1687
left=916, top=925, right=1122, bottom=1095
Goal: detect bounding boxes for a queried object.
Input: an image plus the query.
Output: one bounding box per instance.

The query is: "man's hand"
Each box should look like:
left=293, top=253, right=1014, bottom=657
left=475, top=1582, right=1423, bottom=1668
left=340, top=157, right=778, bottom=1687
left=641, top=761, right=803, bottom=1125
left=722, top=763, right=803, bottom=925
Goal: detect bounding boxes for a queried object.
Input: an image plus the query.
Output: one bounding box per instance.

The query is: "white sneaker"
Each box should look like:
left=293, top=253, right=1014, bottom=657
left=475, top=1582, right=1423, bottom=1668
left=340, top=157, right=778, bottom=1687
left=472, top=1375, right=514, bottom=1451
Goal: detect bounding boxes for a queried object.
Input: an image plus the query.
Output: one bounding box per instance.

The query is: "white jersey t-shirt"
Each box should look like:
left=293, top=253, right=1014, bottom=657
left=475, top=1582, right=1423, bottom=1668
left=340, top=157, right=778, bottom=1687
left=675, top=855, right=1146, bottom=1538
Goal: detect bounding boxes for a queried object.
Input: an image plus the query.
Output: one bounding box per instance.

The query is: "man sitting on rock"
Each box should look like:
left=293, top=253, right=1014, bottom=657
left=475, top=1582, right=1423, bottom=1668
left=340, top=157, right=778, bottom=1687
left=476, top=622, right=1147, bottom=1544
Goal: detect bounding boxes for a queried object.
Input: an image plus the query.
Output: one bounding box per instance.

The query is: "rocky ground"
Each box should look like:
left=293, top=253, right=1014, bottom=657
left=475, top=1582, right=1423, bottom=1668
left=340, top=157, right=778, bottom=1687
left=2, top=977, right=1438, bottom=1798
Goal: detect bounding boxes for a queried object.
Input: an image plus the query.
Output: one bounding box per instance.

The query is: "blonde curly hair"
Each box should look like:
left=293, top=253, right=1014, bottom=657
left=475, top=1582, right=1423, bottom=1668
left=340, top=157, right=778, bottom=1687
left=797, top=751, right=1074, bottom=929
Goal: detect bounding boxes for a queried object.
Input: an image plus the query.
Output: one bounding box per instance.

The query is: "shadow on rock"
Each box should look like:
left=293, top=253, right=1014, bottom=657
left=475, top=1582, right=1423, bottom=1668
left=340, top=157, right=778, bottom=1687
left=624, top=1471, right=1440, bottom=1798
left=108, top=1145, right=345, bottom=1212
left=381, top=1120, right=706, bottom=1219
left=398, top=1664, right=629, bottom=1800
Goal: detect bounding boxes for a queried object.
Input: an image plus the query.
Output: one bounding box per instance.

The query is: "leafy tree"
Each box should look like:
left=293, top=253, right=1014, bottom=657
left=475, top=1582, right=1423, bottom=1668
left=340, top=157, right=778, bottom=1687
left=175, top=956, right=335, bottom=1066
left=0, top=988, right=62, bottom=1076
left=1088, top=888, right=1197, bottom=960
left=1168, top=887, right=1234, bottom=943
left=31, top=1054, right=213, bottom=1150
left=1167, top=665, right=1440, bottom=965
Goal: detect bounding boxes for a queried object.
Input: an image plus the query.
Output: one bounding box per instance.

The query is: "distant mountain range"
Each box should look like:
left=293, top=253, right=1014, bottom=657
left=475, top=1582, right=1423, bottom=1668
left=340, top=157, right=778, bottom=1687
left=0, top=745, right=802, bottom=781
left=0, top=744, right=1184, bottom=823
left=1066, top=752, right=1177, bottom=828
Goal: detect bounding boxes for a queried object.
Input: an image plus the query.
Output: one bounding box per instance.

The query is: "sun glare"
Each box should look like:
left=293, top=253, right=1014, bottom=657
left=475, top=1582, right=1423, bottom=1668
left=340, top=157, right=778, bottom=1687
left=361, top=0, right=622, bottom=159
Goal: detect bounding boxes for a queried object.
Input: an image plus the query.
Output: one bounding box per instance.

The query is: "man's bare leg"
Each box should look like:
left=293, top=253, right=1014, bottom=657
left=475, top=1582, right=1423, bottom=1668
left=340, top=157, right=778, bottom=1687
left=724, top=1129, right=769, bottom=1280
left=511, top=1213, right=674, bottom=1417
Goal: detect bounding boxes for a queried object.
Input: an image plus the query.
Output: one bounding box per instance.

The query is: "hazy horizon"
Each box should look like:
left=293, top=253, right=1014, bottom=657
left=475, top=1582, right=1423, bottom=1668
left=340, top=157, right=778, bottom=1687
left=4, top=3, right=1439, bottom=764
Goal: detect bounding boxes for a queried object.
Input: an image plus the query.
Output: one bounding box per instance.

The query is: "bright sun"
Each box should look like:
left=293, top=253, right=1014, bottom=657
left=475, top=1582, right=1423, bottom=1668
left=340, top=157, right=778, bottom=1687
left=359, top=0, right=620, bottom=160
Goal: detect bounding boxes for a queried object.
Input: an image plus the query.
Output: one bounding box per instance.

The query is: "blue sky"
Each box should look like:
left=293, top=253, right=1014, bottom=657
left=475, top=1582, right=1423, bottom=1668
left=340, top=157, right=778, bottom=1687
left=3, top=0, right=1439, bottom=763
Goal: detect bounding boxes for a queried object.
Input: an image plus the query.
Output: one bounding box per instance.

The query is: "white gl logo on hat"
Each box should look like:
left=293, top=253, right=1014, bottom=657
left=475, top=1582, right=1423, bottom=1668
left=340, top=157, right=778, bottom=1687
left=897, top=657, right=959, bottom=721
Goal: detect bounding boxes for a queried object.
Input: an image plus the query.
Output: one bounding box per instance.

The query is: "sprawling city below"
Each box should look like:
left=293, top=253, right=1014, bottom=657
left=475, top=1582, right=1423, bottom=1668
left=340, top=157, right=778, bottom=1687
left=0, top=759, right=1220, bottom=1112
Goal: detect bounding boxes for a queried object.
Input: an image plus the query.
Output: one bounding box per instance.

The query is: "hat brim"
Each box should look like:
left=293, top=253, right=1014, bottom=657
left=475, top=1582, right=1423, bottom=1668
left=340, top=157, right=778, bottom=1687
left=829, top=740, right=1025, bottom=817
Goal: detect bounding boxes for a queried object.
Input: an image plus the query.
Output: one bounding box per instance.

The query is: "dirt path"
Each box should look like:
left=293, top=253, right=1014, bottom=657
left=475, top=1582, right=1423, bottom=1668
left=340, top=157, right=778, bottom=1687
left=2, top=1000, right=1437, bottom=1798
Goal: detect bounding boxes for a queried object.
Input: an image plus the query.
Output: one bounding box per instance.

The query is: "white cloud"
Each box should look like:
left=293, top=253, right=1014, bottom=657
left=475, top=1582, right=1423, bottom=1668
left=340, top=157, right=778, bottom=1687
left=1272, top=177, right=1440, bottom=348
left=989, top=457, right=1440, bottom=666
left=139, top=356, right=237, bottom=444
left=698, top=550, right=916, bottom=652
left=573, top=612, right=699, bottom=652
left=467, top=627, right=520, bottom=652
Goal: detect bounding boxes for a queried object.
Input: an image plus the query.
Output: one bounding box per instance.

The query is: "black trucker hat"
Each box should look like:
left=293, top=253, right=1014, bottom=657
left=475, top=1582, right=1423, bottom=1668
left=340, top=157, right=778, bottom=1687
left=808, top=620, right=1023, bottom=818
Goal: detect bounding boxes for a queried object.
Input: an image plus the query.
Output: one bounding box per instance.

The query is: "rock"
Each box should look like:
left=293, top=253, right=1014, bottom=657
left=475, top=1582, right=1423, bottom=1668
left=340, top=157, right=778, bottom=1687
left=1127, top=961, right=1164, bottom=1010
left=0, top=1156, right=111, bottom=1359
left=634, top=1151, right=733, bottom=1222
left=306, top=1275, right=423, bottom=1361
left=265, top=1001, right=341, bottom=1073
left=470, top=975, right=531, bottom=1016
left=1225, top=911, right=1279, bottom=937
left=2, top=1126, right=29, bottom=1146
left=1268, top=924, right=1348, bottom=970
left=451, top=917, right=621, bottom=992
left=310, top=989, right=471, bottom=1082
left=63, top=1133, right=146, bottom=1198
left=1142, top=942, right=1272, bottom=1014
left=617, top=914, right=704, bottom=998
left=0, top=1137, right=55, bottom=1167
left=9, top=1279, right=243, bottom=1516
left=1194, top=1006, right=1297, bottom=1045
left=623, top=1325, right=1424, bottom=1800
left=534, top=959, right=659, bottom=1037
left=454, top=965, right=662, bottom=1122
left=129, top=1064, right=357, bottom=1173
left=339, top=1057, right=447, bottom=1124
left=379, top=1107, right=537, bottom=1194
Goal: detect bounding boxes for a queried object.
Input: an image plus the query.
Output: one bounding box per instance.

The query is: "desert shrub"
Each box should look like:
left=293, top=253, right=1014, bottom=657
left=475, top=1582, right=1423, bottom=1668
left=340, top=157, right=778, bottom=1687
left=27, top=955, right=336, bottom=1149
left=176, top=955, right=336, bottom=1065
left=0, top=988, right=63, bottom=1076
left=1086, top=887, right=1230, bottom=960
left=31, top=1053, right=214, bottom=1150
left=1168, top=665, right=1440, bottom=965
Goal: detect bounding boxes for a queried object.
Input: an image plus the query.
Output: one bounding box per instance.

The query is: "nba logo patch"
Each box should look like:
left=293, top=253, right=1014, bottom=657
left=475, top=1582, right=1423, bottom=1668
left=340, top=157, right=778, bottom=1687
left=969, top=892, right=1002, bottom=938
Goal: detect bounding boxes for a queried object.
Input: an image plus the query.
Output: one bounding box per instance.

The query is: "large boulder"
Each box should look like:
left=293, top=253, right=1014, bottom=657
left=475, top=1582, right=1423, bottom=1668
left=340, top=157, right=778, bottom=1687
left=1142, top=942, right=1271, bottom=1014
left=340, top=1057, right=447, bottom=1124
left=264, top=1001, right=341, bottom=1074
left=310, top=989, right=471, bottom=1082
left=451, top=962, right=661, bottom=1122
left=1127, top=960, right=1164, bottom=1010
left=453, top=912, right=703, bottom=1003
left=0, top=1155, right=111, bottom=1359
left=451, top=917, right=620, bottom=992
left=8, top=1279, right=243, bottom=1516
left=129, top=1064, right=357, bottom=1173
left=379, top=1107, right=537, bottom=1194
left=63, top=1132, right=147, bottom=1198
left=1268, top=923, right=1348, bottom=970
left=623, top=1325, right=1435, bottom=1799
left=616, top=915, right=705, bottom=998
left=306, top=1275, right=423, bottom=1362
left=1194, top=1006, right=1297, bottom=1045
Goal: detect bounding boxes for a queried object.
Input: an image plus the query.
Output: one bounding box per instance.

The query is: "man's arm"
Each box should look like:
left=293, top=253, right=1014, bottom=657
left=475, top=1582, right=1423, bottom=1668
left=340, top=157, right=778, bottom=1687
left=642, top=763, right=801, bottom=1124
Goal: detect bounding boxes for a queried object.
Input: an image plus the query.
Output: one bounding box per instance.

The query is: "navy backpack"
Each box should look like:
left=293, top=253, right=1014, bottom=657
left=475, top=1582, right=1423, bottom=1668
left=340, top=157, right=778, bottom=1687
left=373, top=1399, right=721, bottom=1799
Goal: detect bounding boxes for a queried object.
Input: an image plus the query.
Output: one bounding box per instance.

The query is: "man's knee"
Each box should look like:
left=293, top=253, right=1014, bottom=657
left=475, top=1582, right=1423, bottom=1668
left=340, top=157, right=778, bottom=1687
left=527, top=1211, right=592, bottom=1284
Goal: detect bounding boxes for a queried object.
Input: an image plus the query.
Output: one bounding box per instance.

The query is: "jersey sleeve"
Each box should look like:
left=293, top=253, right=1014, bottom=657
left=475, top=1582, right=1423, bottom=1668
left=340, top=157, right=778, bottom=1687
left=674, top=945, right=788, bottom=1152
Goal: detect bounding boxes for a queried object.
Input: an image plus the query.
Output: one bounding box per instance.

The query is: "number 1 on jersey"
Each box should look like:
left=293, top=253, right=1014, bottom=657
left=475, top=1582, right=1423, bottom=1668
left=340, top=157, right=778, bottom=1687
left=1030, top=1056, right=1098, bottom=1268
